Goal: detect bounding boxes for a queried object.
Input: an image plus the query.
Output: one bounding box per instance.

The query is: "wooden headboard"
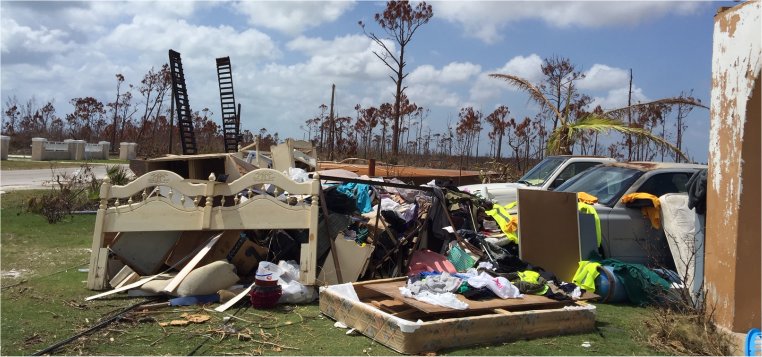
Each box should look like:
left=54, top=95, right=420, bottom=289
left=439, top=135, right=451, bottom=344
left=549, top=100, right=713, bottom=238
left=87, top=168, right=320, bottom=290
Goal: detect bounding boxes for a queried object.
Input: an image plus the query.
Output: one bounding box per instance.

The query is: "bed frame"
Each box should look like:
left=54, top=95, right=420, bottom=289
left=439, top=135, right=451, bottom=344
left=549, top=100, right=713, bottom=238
left=86, top=168, right=320, bottom=290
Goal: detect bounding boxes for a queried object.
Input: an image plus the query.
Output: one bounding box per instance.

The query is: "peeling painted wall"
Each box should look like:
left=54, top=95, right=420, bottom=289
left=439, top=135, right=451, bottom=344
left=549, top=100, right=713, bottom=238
left=705, top=1, right=761, bottom=333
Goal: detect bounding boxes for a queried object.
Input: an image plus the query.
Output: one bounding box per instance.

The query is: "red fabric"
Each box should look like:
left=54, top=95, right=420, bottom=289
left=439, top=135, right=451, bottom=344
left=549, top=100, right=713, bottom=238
left=407, top=249, right=458, bottom=276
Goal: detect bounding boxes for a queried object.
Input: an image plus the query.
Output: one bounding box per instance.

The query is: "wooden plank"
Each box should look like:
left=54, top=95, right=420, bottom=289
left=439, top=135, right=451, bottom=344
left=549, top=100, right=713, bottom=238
left=198, top=230, right=243, bottom=266
left=214, top=283, right=252, bottom=312
left=518, top=189, right=581, bottom=283
left=164, top=231, right=215, bottom=268
left=109, top=266, right=135, bottom=288
left=161, top=232, right=223, bottom=294
left=114, top=272, right=139, bottom=289
left=85, top=275, right=162, bottom=301
left=363, top=280, right=567, bottom=314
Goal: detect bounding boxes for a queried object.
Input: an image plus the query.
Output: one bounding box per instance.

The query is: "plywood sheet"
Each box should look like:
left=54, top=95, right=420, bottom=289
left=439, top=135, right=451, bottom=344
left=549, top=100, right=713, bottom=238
left=110, top=231, right=182, bottom=275
left=362, top=280, right=567, bottom=314
left=164, top=231, right=218, bottom=268
left=317, top=235, right=375, bottom=285
left=517, top=189, right=580, bottom=283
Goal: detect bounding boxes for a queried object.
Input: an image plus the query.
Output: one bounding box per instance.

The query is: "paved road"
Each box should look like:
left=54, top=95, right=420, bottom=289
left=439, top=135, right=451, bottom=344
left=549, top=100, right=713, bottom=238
left=0, top=164, right=133, bottom=192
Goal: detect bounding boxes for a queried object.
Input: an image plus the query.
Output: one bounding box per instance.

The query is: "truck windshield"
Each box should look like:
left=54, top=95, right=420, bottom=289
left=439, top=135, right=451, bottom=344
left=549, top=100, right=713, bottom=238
left=557, top=166, right=643, bottom=206
left=517, top=156, right=566, bottom=186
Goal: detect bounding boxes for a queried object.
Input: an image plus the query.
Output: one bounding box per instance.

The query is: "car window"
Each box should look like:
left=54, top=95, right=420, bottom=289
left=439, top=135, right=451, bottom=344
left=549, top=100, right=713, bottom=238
left=558, top=162, right=601, bottom=180
left=550, top=162, right=602, bottom=189
left=557, top=166, right=643, bottom=206
left=518, top=156, right=566, bottom=186
left=634, top=172, right=693, bottom=197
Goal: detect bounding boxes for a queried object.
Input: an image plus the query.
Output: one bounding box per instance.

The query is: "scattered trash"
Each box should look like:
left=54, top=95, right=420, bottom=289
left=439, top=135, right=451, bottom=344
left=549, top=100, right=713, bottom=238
left=581, top=341, right=592, bottom=348
left=1, top=269, right=29, bottom=279
left=77, top=152, right=671, bottom=354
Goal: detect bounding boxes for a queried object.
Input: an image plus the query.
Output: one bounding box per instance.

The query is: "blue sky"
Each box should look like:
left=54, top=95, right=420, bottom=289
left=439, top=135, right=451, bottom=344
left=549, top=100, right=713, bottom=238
left=1, top=1, right=734, bottom=162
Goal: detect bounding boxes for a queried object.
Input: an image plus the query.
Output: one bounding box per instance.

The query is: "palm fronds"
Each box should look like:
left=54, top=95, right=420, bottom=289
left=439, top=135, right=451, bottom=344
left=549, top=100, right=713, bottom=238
left=489, top=74, right=564, bottom=123
left=546, top=114, right=689, bottom=161
left=604, top=97, right=708, bottom=118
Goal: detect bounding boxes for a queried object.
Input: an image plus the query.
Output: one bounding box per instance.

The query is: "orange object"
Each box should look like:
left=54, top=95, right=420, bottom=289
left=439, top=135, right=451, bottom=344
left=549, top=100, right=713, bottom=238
left=621, top=192, right=661, bottom=229
left=577, top=192, right=599, bottom=204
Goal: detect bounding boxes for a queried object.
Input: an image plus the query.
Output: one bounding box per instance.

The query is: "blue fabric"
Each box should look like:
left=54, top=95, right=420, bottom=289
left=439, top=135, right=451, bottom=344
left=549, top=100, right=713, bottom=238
left=336, top=183, right=373, bottom=213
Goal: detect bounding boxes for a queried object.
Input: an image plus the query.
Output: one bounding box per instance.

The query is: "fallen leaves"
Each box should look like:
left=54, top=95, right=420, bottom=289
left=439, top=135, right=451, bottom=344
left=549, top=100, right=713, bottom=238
left=182, top=313, right=211, bottom=323
left=158, top=313, right=211, bottom=327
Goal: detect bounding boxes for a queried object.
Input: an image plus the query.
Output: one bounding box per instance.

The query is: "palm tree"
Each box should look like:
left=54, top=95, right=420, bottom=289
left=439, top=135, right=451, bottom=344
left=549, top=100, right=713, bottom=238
left=490, top=74, right=707, bottom=161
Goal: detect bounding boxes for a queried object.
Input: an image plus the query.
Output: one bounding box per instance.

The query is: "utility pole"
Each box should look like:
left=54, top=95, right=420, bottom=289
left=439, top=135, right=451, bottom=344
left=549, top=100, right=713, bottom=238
left=328, top=84, right=336, bottom=161
left=627, top=68, right=633, bottom=161
left=169, top=89, right=174, bottom=154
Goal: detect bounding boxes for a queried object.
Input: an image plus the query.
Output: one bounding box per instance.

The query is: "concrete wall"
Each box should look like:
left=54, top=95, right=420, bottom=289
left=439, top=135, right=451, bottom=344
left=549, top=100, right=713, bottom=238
left=119, top=142, right=137, bottom=160
left=30, top=138, right=110, bottom=161
left=705, top=1, right=761, bottom=333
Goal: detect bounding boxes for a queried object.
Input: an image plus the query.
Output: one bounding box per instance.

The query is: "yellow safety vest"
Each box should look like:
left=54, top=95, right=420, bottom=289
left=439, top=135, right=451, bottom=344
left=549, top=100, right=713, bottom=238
left=573, top=260, right=601, bottom=292
left=485, top=201, right=519, bottom=243
left=517, top=270, right=549, bottom=295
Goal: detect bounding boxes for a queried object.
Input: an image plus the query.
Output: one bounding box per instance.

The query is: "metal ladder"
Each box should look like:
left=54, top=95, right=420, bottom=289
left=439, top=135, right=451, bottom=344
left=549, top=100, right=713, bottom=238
left=216, top=56, right=239, bottom=153
left=168, top=49, right=198, bottom=155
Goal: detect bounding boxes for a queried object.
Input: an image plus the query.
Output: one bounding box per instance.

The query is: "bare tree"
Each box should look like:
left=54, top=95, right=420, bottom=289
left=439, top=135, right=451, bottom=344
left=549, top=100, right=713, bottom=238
left=485, top=105, right=510, bottom=160
left=360, top=0, right=433, bottom=157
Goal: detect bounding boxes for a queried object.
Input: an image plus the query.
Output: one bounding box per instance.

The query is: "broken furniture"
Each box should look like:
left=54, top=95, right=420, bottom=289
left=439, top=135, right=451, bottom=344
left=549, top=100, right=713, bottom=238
left=317, top=159, right=485, bottom=185
left=271, top=138, right=317, bottom=172
left=129, top=153, right=256, bottom=181
left=86, top=168, right=320, bottom=290
left=320, top=278, right=597, bottom=354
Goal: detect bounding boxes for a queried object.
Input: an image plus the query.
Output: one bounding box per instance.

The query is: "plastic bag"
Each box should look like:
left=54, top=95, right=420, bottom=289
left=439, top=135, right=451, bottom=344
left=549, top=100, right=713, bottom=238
left=276, top=260, right=317, bottom=304
left=287, top=167, right=310, bottom=183
left=400, top=286, right=468, bottom=310
left=256, top=261, right=284, bottom=283
left=467, top=272, right=522, bottom=299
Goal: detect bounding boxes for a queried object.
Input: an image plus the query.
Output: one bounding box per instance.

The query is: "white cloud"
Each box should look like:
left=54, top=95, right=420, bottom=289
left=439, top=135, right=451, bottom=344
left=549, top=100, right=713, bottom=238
left=1, top=18, right=75, bottom=54
left=2, top=1, right=203, bottom=39
left=235, top=1, right=356, bottom=36
left=407, top=84, right=461, bottom=107
left=469, top=54, right=543, bottom=102
left=436, top=2, right=706, bottom=43
left=100, top=15, right=280, bottom=63
left=287, top=34, right=370, bottom=56
left=285, top=34, right=391, bottom=81
left=408, top=62, right=481, bottom=84
left=579, top=64, right=630, bottom=91
left=496, top=54, right=544, bottom=83
left=592, top=86, right=649, bottom=110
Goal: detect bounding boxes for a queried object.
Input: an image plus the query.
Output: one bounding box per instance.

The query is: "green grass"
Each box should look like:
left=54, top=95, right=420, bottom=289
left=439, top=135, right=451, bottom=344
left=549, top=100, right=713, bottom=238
left=1, top=158, right=128, bottom=171
left=0, top=190, right=663, bottom=355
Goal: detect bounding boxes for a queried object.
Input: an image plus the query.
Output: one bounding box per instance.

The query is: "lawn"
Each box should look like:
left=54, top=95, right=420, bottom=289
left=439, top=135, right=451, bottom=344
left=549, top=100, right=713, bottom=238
left=0, top=190, right=663, bottom=355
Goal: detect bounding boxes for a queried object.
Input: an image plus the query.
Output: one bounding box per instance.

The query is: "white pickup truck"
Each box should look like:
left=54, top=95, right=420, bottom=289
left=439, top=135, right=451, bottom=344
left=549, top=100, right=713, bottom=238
left=459, top=155, right=616, bottom=206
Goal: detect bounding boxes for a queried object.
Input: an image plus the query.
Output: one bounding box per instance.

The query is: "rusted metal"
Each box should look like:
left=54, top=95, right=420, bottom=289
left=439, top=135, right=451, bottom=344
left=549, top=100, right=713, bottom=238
left=168, top=49, right=198, bottom=155
left=368, top=158, right=376, bottom=176
left=215, top=56, right=239, bottom=153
